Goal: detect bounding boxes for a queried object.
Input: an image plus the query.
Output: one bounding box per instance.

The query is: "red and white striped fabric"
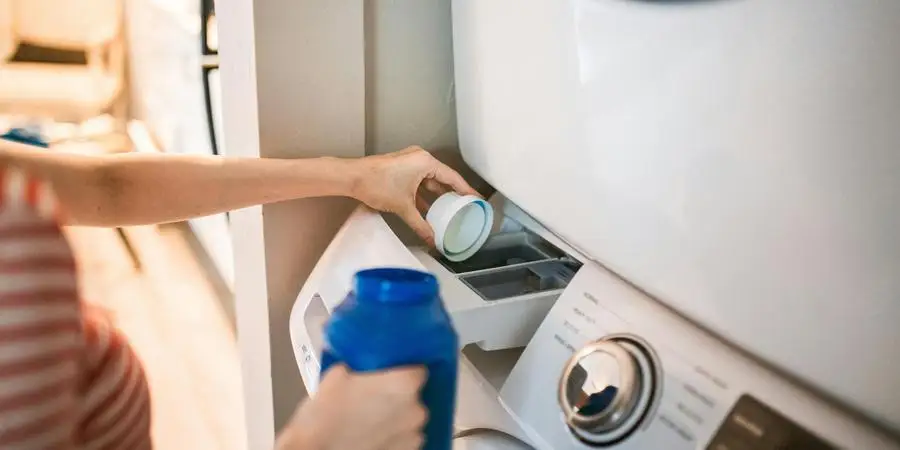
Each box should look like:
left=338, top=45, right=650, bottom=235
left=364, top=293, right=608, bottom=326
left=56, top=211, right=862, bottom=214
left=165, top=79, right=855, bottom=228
left=0, top=166, right=152, bottom=449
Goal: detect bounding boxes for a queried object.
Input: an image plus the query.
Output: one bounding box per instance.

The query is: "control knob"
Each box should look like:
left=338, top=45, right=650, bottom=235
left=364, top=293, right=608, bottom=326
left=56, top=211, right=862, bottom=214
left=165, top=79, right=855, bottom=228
left=558, top=336, right=658, bottom=446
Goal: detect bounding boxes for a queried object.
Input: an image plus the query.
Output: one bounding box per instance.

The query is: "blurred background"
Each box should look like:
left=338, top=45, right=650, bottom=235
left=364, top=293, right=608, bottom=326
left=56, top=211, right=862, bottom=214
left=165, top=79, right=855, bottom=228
left=0, top=0, right=244, bottom=448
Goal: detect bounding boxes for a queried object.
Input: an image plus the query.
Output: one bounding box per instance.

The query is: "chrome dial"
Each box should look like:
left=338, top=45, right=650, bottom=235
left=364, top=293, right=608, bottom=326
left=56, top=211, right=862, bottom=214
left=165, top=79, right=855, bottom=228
left=558, top=336, right=658, bottom=446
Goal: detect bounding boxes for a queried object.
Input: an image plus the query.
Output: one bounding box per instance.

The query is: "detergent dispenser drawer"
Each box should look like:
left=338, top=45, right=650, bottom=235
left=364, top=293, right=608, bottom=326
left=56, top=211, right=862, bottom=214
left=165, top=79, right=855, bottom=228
left=461, top=260, right=579, bottom=301
left=438, top=231, right=570, bottom=274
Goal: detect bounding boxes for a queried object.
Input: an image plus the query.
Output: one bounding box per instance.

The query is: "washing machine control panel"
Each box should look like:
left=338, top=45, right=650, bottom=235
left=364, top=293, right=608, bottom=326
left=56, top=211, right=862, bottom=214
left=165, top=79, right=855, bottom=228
left=498, top=265, right=897, bottom=450
left=707, top=395, right=837, bottom=450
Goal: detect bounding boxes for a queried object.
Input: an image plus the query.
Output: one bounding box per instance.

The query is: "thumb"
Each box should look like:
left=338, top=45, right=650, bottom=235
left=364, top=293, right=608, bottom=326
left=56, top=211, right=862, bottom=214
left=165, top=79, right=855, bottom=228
left=399, top=207, right=435, bottom=248
left=431, top=161, right=479, bottom=197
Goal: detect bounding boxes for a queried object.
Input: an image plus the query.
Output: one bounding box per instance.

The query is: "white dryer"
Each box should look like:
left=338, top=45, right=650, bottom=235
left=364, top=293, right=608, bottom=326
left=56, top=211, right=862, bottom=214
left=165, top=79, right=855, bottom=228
left=291, top=0, right=900, bottom=448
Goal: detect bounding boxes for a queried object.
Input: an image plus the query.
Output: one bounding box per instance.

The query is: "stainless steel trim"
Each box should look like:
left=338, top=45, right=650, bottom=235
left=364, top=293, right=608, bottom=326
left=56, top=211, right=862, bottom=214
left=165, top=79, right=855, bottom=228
left=558, top=340, right=640, bottom=434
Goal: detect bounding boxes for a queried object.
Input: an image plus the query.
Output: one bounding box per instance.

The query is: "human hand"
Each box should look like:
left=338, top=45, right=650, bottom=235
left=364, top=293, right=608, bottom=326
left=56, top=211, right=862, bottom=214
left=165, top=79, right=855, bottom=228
left=350, top=146, right=479, bottom=246
left=276, top=365, right=428, bottom=450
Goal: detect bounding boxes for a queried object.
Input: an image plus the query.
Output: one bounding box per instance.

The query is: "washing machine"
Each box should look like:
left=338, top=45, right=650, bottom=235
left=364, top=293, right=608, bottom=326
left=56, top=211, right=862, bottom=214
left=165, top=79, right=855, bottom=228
left=291, top=0, right=900, bottom=448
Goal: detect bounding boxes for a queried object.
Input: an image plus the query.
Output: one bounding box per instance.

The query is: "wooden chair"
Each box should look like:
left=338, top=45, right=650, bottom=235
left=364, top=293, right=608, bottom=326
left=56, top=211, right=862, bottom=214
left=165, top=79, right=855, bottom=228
left=0, top=0, right=125, bottom=123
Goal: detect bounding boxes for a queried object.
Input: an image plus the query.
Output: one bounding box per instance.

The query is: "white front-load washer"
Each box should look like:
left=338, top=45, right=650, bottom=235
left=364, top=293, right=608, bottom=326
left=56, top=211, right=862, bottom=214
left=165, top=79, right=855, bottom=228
left=290, top=201, right=899, bottom=449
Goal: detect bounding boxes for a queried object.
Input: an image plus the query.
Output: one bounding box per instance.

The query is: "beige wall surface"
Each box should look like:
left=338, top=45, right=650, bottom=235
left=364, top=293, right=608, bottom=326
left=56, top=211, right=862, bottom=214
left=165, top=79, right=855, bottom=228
left=221, top=0, right=460, bottom=444
left=252, top=0, right=366, bottom=433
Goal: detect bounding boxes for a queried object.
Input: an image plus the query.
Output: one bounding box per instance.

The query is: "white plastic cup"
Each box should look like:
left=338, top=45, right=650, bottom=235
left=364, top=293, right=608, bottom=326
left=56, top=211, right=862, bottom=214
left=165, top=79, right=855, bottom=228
left=426, top=192, right=493, bottom=262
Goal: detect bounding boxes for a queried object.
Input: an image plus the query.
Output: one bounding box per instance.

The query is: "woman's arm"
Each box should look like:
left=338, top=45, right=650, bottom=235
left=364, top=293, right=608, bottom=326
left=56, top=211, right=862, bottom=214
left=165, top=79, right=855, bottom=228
left=0, top=139, right=358, bottom=226
left=0, top=140, right=476, bottom=242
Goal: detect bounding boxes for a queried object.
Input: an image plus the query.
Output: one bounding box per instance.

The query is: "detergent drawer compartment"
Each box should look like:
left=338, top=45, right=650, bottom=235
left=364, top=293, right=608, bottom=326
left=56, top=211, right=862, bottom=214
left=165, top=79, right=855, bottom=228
left=461, top=259, right=579, bottom=301
left=438, top=231, right=569, bottom=273
left=435, top=229, right=581, bottom=301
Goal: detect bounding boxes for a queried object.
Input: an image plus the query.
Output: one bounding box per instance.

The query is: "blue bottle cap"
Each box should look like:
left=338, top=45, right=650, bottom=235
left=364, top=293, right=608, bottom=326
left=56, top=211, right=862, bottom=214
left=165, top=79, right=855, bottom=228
left=354, top=268, right=438, bottom=305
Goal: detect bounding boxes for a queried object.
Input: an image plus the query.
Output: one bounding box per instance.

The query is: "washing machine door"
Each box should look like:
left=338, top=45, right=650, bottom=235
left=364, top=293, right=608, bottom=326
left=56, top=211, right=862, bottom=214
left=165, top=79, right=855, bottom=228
left=454, top=430, right=533, bottom=450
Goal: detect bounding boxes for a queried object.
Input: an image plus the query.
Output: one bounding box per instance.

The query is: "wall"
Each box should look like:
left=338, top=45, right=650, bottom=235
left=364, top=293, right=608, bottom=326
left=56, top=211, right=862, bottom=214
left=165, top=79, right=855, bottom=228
left=220, top=0, right=458, bottom=444
left=252, top=0, right=366, bottom=432
left=252, top=0, right=458, bottom=432
left=366, top=0, right=457, bottom=155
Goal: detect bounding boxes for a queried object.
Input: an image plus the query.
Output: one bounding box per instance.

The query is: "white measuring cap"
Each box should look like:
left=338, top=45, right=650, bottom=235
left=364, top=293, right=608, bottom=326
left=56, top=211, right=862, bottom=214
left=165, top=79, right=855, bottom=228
left=426, top=192, right=493, bottom=262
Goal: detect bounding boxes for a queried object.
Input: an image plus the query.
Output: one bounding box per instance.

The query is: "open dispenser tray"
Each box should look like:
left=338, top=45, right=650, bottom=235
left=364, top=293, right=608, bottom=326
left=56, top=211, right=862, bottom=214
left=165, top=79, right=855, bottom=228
left=413, top=219, right=582, bottom=350
left=290, top=197, right=584, bottom=391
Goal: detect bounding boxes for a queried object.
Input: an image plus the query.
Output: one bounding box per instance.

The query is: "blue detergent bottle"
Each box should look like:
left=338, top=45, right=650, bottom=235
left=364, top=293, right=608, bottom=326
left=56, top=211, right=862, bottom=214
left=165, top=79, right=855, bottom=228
left=320, top=268, right=459, bottom=450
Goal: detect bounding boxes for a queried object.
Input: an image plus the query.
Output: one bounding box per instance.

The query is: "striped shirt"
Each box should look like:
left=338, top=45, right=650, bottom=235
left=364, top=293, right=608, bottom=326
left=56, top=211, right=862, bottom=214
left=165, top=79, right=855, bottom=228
left=0, top=166, right=152, bottom=449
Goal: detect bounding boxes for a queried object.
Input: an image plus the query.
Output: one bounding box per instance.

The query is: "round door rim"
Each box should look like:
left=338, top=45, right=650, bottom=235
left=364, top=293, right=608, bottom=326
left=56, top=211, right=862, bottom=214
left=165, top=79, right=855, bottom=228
left=558, top=340, right=639, bottom=432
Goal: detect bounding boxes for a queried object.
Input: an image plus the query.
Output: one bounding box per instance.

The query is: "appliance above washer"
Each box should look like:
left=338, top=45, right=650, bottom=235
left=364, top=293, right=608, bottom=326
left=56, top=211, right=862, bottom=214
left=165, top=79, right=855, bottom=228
left=451, top=0, right=900, bottom=433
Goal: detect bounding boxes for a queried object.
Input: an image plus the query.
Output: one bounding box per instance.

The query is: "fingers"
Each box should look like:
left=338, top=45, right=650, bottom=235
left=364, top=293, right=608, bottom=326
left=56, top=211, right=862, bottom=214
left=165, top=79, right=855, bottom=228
left=287, top=362, right=429, bottom=450
left=378, top=365, right=428, bottom=385
left=415, top=180, right=443, bottom=211
left=398, top=207, right=435, bottom=247
left=379, top=381, right=427, bottom=450
left=415, top=195, right=431, bottom=215
left=403, top=146, right=478, bottom=197
left=395, top=402, right=428, bottom=434
left=421, top=178, right=448, bottom=195
left=331, top=364, right=427, bottom=388
left=383, top=406, right=426, bottom=450
left=383, top=432, right=425, bottom=450
left=320, top=363, right=350, bottom=382
left=430, top=160, right=479, bottom=197
left=366, top=366, right=428, bottom=396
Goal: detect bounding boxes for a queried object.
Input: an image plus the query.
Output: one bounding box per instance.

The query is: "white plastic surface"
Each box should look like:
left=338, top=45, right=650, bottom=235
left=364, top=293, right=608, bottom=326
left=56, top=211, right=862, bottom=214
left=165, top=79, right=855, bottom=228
left=499, top=263, right=899, bottom=449
left=452, top=0, right=900, bottom=432
left=287, top=208, right=537, bottom=448
left=289, top=205, right=565, bottom=359
left=445, top=204, right=484, bottom=253
left=453, top=434, right=532, bottom=450
left=427, top=193, right=493, bottom=261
